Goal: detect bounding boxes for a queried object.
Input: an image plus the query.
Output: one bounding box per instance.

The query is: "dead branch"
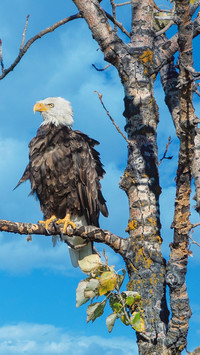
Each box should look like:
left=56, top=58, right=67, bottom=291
left=92, top=63, right=111, bottom=71
left=0, top=13, right=82, bottom=80
left=189, top=229, right=200, bottom=248
left=95, top=91, right=130, bottom=145
left=115, top=1, right=131, bottom=6
left=105, top=10, right=130, bottom=38
left=190, top=222, right=200, bottom=229
left=0, top=218, right=128, bottom=256
left=20, top=14, right=30, bottom=50
left=0, top=39, right=4, bottom=72
left=158, top=136, right=173, bottom=165
left=110, top=0, right=117, bottom=34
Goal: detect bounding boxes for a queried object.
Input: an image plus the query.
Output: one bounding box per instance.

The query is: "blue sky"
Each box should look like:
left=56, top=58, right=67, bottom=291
left=0, top=1, right=200, bottom=354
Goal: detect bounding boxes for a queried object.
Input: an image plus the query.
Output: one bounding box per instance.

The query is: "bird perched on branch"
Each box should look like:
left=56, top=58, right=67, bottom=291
left=15, top=97, right=108, bottom=267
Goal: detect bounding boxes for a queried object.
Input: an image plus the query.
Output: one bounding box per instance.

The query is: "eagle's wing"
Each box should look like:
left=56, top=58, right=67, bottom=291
left=73, top=130, right=108, bottom=226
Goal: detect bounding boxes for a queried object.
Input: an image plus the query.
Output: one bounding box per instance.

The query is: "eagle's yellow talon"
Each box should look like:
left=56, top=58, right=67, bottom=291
left=39, top=215, right=57, bottom=230
left=56, top=213, right=76, bottom=233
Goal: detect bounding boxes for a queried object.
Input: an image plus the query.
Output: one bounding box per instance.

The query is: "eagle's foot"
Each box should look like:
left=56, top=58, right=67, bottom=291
left=39, top=215, right=57, bottom=231
left=56, top=213, right=76, bottom=234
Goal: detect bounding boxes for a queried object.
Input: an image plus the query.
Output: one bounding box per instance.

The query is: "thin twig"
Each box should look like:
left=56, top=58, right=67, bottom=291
left=189, top=229, right=200, bottom=248
left=92, top=63, right=111, bottom=71
left=0, top=39, right=4, bottom=73
left=20, top=14, right=30, bottom=50
left=190, top=222, right=200, bottom=229
left=105, top=11, right=130, bottom=38
left=158, top=136, right=173, bottom=165
left=110, top=0, right=117, bottom=34
left=179, top=60, right=200, bottom=78
left=0, top=12, right=82, bottom=80
left=115, top=1, right=131, bottom=6
left=193, top=85, right=200, bottom=97
left=94, top=91, right=130, bottom=145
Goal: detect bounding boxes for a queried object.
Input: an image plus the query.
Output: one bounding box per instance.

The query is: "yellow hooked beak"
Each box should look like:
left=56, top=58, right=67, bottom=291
left=33, top=102, right=50, bottom=114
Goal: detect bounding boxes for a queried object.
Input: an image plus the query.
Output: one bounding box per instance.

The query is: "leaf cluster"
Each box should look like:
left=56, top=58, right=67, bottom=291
left=76, top=254, right=145, bottom=333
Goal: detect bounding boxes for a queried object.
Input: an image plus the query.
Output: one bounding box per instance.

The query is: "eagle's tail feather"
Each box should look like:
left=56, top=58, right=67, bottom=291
left=14, top=165, right=30, bottom=190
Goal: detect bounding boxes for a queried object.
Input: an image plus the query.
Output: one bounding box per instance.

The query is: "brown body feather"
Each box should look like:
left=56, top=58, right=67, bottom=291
left=16, top=124, right=108, bottom=227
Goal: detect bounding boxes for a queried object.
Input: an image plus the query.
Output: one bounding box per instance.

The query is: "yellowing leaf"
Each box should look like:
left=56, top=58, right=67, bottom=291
left=120, top=315, right=130, bottom=326
left=78, top=254, right=102, bottom=274
left=99, top=271, right=118, bottom=296
left=130, top=312, right=145, bottom=332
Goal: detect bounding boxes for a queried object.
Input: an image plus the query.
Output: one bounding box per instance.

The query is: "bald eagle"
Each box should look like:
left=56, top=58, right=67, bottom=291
left=16, top=97, right=108, bottom=267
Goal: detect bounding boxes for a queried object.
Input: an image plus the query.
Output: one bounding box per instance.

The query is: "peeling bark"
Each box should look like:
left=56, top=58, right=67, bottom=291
left=159, top=0, right=195, bottom=352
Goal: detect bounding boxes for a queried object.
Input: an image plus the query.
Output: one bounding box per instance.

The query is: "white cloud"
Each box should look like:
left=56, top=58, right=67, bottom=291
left=0, top=323, right=138, bottom=355
left=0, top=234, right=72, bottom=274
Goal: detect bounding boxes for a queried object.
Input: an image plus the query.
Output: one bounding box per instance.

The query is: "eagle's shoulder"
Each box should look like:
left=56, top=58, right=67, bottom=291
left=73, top=130, right=99, bottom=146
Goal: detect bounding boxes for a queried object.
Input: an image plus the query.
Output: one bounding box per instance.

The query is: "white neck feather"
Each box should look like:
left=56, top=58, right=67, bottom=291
left=38, top=97, right=74, bottom=127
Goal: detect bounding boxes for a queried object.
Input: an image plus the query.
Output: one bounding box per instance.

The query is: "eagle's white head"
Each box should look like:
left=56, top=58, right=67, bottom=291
left=33, top=97, right=74, bottom=127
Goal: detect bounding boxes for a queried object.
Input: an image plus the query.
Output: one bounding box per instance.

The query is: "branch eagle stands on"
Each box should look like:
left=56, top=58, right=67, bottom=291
left=15, top=97, right=108, bottom=267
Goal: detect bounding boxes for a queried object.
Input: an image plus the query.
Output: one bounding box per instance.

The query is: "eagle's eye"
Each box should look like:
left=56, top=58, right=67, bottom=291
left=48, top=103, right=54, bottom=108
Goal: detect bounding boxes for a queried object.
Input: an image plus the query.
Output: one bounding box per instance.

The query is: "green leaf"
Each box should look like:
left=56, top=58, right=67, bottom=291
left=126, top=296, right=135, bottom=307
left=106, top=313, right=118, bottom=333
left=78, top=254, right=102, bottom=274
left=76, top=280, right=90, bottom=307
left=112, top=302, right=122, bottom=313
left=121, top=291, right=141, bottom=301
left=109, top=294, right=121, bottom=312
left=87, top=300, right=107, bottom=323
left=99, top=271, right=117, bottom=296
left=130, top=312, right=145, bottom=332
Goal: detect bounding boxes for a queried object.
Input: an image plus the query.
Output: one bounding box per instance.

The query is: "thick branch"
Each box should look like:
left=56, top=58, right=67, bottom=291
left=0, top=13, right=82, bottom=80
left=165, top=0, right=194, bottom=351
left=72, top=0, right=122, bottom=64
left=0, top=219, right=128, bottom=257
left=154, top=14, right=200, bottom=74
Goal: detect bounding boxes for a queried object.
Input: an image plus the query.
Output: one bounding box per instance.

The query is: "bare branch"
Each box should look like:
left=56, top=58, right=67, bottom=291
left=0, top=218, right=128, bottom=256
left=193, top=84, right=200, bottom=97
left=105, top=11, right=130, bottom=38
left=95, top=91, right=130, bottom=145
left=0, top=39, right=4, bottom=73
left=0, top=13, right=82, bottom=80
left=20, top=14, right=30, bottom=50
left=115, top=1, right=131, bottom=6
left=92, top=63, right=112, bottom=71
left=158, top=136, right=173, bottom=165
left=190, top=222, right=200, bottom=229
left=154, top=13, right=200, bottom=74
left=110, top=0, right=117, bottom=34
left=189, top=229, right=200, bottom=248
